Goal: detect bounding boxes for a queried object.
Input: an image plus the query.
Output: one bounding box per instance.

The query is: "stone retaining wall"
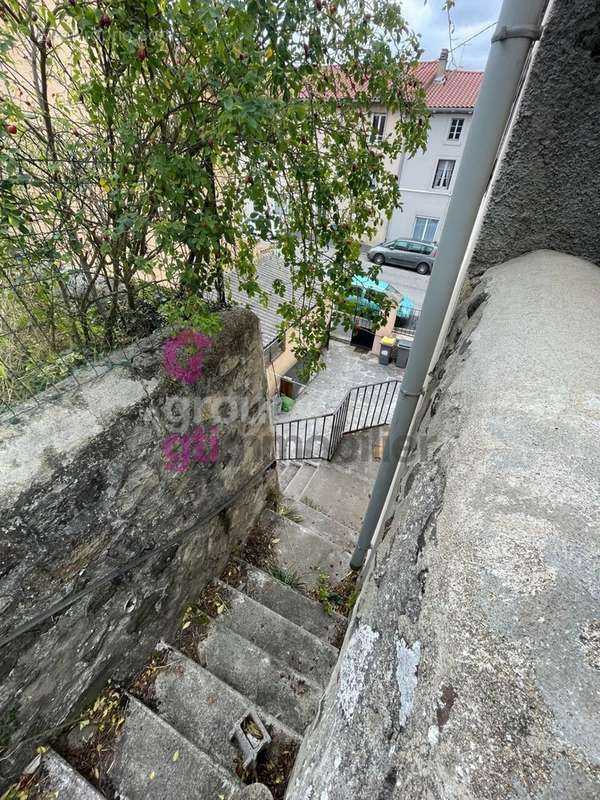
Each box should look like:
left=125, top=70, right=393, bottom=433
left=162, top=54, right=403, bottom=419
left=470, top=0, right=600, bottom=274
left=287, top=251, right=600, bottom=799
left=0, top=308, right=275, bottom=785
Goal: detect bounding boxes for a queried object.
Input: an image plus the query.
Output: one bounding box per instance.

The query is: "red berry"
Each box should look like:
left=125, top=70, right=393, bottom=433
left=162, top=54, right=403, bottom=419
left=99, top=13, right=112, bottom=28
left=5, top=124, right=17, bottom=135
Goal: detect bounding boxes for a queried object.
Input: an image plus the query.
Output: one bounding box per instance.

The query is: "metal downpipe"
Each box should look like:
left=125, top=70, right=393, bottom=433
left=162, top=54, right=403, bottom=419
left=350, top=0, right=548, bottom=570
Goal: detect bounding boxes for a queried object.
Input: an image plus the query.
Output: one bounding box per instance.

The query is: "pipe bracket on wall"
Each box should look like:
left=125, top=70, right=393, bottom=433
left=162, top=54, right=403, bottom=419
left=399, top=388, right=422, bottom=399
left=492, top=25, right=543, bottom=44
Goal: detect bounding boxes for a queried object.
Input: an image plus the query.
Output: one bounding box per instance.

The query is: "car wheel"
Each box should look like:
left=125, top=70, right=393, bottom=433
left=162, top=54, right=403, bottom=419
left=374, top=253, right=385, bottom=266
left=416, top=262, right=430, bottom=275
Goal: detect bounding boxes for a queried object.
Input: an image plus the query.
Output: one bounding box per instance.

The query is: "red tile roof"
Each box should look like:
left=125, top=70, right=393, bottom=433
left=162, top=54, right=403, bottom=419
left=416, top=61, right=483, bottom=110
left=305, top=62, right=483, bottom=111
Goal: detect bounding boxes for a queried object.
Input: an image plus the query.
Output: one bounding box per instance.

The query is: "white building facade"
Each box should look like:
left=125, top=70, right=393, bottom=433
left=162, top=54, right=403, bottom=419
left=367, top=52, right=483, bottom=246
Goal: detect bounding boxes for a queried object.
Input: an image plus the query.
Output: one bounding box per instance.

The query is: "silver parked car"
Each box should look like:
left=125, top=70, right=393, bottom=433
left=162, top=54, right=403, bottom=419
left=367, top=238, right=437, bottom=275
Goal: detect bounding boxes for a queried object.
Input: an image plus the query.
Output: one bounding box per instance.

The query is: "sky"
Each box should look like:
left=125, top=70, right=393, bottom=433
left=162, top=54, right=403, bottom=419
left=401, top=0, right=503, bottom=71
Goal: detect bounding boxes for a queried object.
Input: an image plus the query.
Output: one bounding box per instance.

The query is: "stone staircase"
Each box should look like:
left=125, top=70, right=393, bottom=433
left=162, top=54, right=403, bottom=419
left=17, top=449, right=377, bottom=800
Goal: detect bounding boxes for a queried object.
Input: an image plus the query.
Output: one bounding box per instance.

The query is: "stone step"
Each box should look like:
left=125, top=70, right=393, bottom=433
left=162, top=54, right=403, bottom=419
left=109, top=694, right=241, bottom=800
left=278, top=462, right=299, bottom=490
left=197, top=626, right=322, bottom=734
left=290, top=499, right=357, bottom=552
left=283, top=463, right=317, bottom=499
left=152, top=645, right=301, bottom=775
left=260, top=508, right=351, bottom=589
left=215, top=581, right=338, bottom=687
left=34, top=750, right=104, bottom=799
left=297, top=461, right=373, bottom=530
left=239, top=562, right=347, bottom=647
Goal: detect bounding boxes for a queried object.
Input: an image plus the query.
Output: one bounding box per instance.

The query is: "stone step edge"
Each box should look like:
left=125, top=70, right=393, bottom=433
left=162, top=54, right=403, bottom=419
left=284, top=462, right=318, bottom=494
left=39, top=749, right=105, bottom=799
left=236, top=559, right=347, bottom=629
left=291, top=496, right=358, bottom=537
left=214, top=579, right=340, bottom=662
left=121, top=693, right=244, bottom=789
left=302, top=458, right=374, bottom=488
left=159, top=643, right=303, bottom=746
left=260, top=508, right=352, bottom=561
left=197, top=623, right=325, bottom=703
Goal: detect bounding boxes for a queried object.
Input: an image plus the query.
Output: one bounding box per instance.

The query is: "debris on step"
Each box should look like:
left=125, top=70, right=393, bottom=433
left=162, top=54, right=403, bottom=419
left=3, top=749, right=104, bottom=800
left=242, top=515, right=282, bottom=569
left=128, top=646, right=172, bottom=711
left=53, top=683, right=127, bottom=797
left=176, top=580, right=230, bottom=659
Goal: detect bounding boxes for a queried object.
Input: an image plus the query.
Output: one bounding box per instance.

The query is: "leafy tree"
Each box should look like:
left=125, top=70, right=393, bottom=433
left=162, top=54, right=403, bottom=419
left=0, top=0, right=427, bottom=384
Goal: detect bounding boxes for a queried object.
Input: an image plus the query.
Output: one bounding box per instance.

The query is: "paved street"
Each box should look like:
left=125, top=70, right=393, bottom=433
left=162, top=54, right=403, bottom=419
left=359, top=247, right=430, bottom=307
left=274, top=339, right=401, bottom=423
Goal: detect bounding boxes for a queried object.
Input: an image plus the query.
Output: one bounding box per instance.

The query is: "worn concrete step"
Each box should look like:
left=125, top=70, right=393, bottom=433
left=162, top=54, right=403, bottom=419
left=33, top=750, right=104, bottom=799
left=109, top=694, right=241, bottom=800
left=197, top=626, right=322, bottom=734
left=278, top=462, right=300, bottom=490
left=283, top=463, right=317, bottom=499
left=298, top=461, right=373, bottom=530
left=239, top=562, right=347, bottom=647
left=290, top=498, right=357, bottom=552
left=334, top=426, right=388, bottom=484
left=153, top=645, right=301, bottom=775
left=260, top=508, right=351, bottom=589
left=215, top=581, right=338, bottom=686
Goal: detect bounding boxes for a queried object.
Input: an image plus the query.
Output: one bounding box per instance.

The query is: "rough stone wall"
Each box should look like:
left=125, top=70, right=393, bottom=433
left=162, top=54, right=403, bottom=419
left=287, top=251, right=600, bottom=800
left=0, top=309, right=275, bottom=785
left=470, top=0, right=600, bottom=274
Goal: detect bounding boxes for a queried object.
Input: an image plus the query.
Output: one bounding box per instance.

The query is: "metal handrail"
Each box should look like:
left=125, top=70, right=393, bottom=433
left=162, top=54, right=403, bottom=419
left=274, top=379, right=401, bottom=462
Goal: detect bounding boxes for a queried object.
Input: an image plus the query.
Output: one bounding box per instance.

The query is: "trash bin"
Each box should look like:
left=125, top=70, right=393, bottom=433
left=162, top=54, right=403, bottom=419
left=395, top=337, right=412, bottom=368
left=280, top=395, right=295, bottom=413
left=379, top=335, right=396, bottom=365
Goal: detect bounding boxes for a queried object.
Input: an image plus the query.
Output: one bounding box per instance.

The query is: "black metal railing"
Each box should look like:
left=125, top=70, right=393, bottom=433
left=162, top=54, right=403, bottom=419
left=394, top=306, right=421, bottom=336
left=274, top=379, right=401, bottom=461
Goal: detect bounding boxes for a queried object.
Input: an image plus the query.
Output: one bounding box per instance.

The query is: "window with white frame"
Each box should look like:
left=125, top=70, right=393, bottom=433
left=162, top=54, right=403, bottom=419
left=432, top=159, right=456, bottom=189
left=371, top=113, right=387, bottom=143
left=413, top=216, right=439, bottom=243
left=448, top=117, right=464, bottom=141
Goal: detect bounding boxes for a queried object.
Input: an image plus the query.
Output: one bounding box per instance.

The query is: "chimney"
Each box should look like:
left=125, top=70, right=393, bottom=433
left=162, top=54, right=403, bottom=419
left=435, top=48, right=448, bottom=82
